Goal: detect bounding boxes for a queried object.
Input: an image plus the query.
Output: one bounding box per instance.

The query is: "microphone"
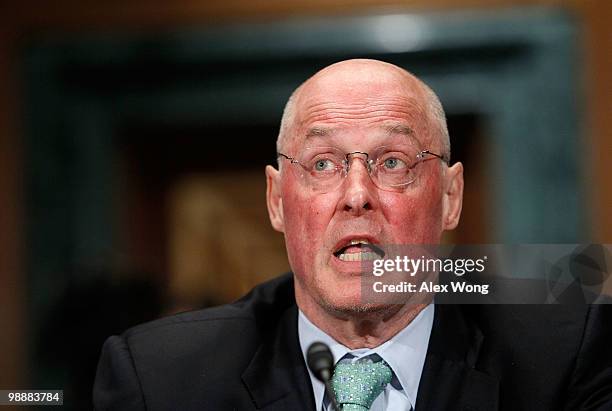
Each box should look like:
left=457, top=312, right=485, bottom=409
left=307, top=342, right=341, bottom=411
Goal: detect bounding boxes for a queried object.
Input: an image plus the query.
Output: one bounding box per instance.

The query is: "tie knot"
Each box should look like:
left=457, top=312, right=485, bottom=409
left=331, top=358, right=393, bottom=411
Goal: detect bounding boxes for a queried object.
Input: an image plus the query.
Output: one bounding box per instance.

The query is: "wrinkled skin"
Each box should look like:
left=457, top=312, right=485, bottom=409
left=266, top=59, right=463, bottom=347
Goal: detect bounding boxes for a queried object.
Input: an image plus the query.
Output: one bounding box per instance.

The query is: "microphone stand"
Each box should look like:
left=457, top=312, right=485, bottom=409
left=307, top=342, right=342, bottom=411
left=320, top=369, right=342, bottom=411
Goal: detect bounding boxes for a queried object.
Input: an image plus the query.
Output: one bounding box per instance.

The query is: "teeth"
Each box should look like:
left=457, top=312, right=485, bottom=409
left=349, top=239, right=370, bottom=245
left=338, top=252, right=379, bottom=262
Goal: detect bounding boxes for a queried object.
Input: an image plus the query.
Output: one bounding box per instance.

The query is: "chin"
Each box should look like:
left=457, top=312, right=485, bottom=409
left=318, top=292, right=395, bottom=317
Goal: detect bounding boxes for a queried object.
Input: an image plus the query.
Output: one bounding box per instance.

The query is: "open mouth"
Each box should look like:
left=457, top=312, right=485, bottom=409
left=333, top=239, right=385, bottom=262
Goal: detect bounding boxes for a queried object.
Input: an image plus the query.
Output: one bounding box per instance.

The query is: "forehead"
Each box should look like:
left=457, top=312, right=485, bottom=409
left=292, top=74, right=431, bottom=148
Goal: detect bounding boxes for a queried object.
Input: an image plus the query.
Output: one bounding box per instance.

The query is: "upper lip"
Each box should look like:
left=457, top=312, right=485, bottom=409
left=332, top=235, right=385, bottom=258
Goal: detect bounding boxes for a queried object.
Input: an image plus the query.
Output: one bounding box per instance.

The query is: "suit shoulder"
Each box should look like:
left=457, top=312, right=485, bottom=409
left=465, top=304, right=594, bottom=371
left=121, top=272, right=295, bottom=352
left=95, top=273, right=298, bottom=409
left=470, top=304, right=590, bottom=333
left=124, top=304, right=254, bottom=339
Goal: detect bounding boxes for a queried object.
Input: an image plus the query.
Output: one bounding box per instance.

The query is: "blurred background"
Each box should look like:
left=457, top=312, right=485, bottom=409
left=0, top=0, right=610, bottom=409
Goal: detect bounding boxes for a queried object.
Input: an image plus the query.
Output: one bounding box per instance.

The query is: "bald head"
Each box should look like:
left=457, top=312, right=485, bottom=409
left=277, top=59, right=450, bottom=160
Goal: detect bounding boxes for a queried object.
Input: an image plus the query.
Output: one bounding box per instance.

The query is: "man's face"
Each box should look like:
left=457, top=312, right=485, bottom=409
left=266, top=62, right=463, bottom=315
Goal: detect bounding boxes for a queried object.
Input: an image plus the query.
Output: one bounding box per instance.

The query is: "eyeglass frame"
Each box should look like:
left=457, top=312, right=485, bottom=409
left=276, top=146, right=449, bottom=192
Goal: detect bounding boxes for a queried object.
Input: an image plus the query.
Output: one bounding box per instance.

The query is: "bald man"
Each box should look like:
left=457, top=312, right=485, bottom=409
left=94, top=60, right=611, bottom=411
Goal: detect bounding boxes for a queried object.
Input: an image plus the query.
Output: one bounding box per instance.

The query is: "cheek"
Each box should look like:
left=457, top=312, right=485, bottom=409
left=380, top=182, right=444, bottom=243
left=281, top=181, right=338, bottom=263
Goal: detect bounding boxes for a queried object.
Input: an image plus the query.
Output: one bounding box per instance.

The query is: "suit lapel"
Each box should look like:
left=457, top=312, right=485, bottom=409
left=242, top=305, right=316, bottom=411
left=416, top=304, right=499, bottom=411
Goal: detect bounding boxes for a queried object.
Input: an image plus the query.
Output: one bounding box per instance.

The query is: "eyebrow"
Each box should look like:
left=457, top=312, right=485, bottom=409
left=303, top=123, right=414, bottom=140
left=305, top=127, right=335, bottom=139
left=384, top=123, right=414, bottom=136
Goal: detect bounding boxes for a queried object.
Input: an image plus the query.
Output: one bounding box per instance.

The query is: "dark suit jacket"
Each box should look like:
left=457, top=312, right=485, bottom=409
left=93, top=273, right=612, bottom=410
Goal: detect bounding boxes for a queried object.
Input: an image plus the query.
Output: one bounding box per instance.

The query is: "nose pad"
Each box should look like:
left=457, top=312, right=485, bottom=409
left=343, top=153, right=373, bottom=184
left=341, top=154, right=375, bottom=213
left=344, top=152, right=371, bottom=176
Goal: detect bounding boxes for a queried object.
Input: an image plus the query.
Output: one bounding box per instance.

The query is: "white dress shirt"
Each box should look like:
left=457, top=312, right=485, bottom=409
left=298, top=304, right=434, bottom=411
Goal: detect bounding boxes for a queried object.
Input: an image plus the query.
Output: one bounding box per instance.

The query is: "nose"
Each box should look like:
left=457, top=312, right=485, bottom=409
left=339, top=155, right=378, bottom=215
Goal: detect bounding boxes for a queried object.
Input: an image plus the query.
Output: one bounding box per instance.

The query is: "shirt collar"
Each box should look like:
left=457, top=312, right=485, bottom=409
left=298, top=304, right=434, bottom=410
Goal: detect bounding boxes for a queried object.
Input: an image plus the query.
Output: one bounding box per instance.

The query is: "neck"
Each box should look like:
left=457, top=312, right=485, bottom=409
left=297, top=290, right=428, bottom=349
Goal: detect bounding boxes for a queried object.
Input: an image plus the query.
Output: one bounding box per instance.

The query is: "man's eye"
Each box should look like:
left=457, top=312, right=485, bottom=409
left=313, top=159, right=335, bottom=171
left=383, top=157, right=407, bottom=169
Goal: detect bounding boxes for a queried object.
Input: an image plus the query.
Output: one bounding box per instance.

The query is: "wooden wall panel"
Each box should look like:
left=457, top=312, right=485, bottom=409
left=8, top=0, right=586, bottom=29
left=0, top=25, right=25, bottom=390
left=581, top=0, right=612, bottom=242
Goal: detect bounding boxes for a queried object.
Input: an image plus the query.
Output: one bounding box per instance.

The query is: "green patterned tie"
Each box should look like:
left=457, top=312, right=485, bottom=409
left=331, top=357, right=393, bottom=411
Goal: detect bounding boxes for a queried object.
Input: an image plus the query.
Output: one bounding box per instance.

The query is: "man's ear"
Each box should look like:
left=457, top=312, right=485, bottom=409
left=442, top=162, right=464, bottom=231
left=266, top=165, right=285, bottom=232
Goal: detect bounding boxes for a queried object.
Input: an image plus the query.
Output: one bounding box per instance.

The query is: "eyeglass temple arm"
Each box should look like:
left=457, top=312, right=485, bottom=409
left=421, top=150, right=449, bottom=164
left=277, top=152, right=297, bottom=162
